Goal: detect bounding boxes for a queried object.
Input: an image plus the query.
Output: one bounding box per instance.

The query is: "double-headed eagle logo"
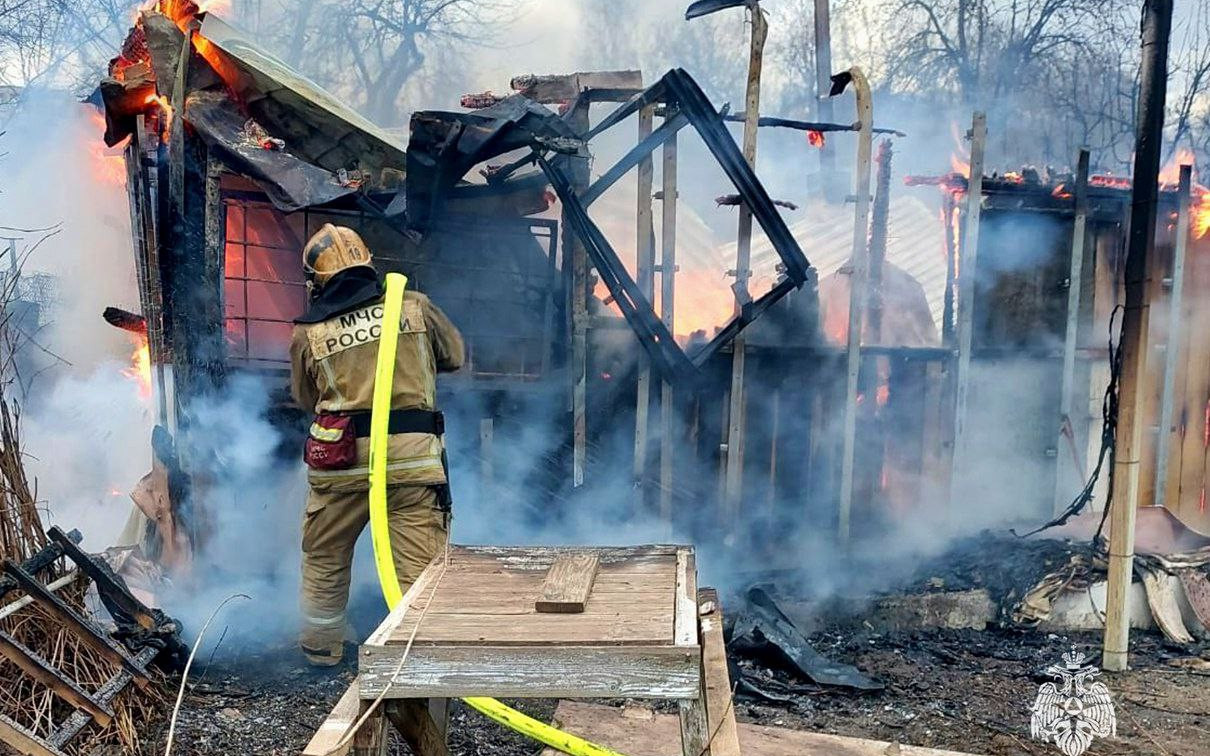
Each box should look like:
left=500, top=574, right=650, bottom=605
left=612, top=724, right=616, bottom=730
left=1030, top=647, right=1117, bottom=756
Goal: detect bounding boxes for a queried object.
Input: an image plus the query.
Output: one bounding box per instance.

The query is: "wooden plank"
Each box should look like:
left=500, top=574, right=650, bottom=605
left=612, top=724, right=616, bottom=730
left=0, top=629, right=113, bottom=726
left=1, top=563, right=149, bottom=688
left=391, top=609, right=672, bottom=646
left=1055, top=149, right=1091, bottom=513
left=303, top=679, right=360, bottom=756
left=365, top=551, right=447, bottom=647
left=674, top=549, right=698, bottom=648
left=635, top=102, right=656, bottom=500
left=535, top=553, right=600, bottom=613
left=659, top=127, right=679, bottom=529
left=49, top=646, right=158, bottom=750
left=386, top=700, right=449, bottom=756
left=1155, top=165, right=1194, bottom=508
left=0, top=712, right=62, bottom=756
left=948, top=111, right=988, bottom=522
left=544, top=701, right=988, bottom=756
left=511, top=70, right=643, bottom=102
left=359, top=644, right=699, bottom=699
left=352, top=699, right=388, bottom=756
left=697, top=589, right=739, bottom=756
left=455, top=544, right=681, bottom=563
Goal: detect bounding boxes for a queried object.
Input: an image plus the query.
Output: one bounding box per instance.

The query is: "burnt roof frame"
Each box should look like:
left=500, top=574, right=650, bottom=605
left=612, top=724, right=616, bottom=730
left=544, top=68, right=814, bottom=380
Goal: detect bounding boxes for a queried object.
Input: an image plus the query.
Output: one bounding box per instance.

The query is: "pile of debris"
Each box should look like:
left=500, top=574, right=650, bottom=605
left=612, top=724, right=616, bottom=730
left=0, top=398, right=186, bottom=755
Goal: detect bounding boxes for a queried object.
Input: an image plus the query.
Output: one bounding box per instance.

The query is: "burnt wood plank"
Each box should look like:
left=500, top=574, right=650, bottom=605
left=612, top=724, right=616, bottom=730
left=48, top=527, right=156, bottom=630
left=0, top=712, right=63, bottom=756
left=535, top=553, right=599, bottom=613
left=1, top=562, right=149, bottom=688
left=50, top=647, right=157, bottom=749
left=0, top=629, right=114, bottom=726
left=386, top=700, right=449, bottom=756
left=697, top=588, right=740, bottom=756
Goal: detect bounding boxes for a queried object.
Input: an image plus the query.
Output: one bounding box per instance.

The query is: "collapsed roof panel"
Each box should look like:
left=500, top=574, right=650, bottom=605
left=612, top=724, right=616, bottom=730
left=197, top=13, right=408, bottom=177
left=185, top=90, right=356, bottom=211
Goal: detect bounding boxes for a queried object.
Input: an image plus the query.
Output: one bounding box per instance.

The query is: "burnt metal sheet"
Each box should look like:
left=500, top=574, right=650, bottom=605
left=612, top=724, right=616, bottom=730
left=198, top=13, right=407, bottom=176
left=1177, top=569, right=1210, bottom=631
left=406, top=95, right=582, bottom=229
left=184, top=90, right=354, bottom=211
left=685, top=0, right=754, bottom=19
left=732, top=586, right=884, bottom=691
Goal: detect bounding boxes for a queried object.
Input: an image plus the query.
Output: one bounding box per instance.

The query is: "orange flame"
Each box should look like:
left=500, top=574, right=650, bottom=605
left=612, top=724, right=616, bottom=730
left=950, top=153, right=970, bottom=178
left=121, top=333, right=153, bottom=400
left=807, top=130, right=825, bottom=149
left=87, top=109, right=128, bottom=186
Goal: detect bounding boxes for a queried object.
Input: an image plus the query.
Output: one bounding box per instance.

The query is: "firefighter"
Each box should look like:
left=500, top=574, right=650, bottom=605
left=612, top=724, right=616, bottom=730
left=289, top=224, right=464, bottom=667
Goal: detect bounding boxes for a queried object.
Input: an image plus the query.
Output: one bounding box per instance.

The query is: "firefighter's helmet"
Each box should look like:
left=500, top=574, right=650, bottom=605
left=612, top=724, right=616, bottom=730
left=302, top=224, right=374, bottom=287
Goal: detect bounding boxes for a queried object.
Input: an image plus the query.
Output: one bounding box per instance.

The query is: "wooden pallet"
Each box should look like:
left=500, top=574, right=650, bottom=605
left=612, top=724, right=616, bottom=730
left=0, top=528, right=162, bottom=756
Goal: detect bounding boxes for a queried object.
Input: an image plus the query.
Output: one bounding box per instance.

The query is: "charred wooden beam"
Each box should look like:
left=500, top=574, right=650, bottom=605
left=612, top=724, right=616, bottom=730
left=102, top=306, right=148, bottom=335
left=48, top=528, right=156, bottom=630
left=0, top=630, right=114, bottom=726
left=0, top=529, right=81, bottom=604
left=0, top=562, right=149, bottom=688
left=721, top=112, right=904, bottom=136
left=48, top=646, right=157, bottom=751
left=509, top=71, right=643, bottom=102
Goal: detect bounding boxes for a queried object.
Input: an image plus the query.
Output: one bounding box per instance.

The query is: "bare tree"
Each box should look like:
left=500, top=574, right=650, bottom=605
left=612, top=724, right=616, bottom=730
left=255, top=0, right=524, bottom=125
left=0, top=0, right=133, bottom=95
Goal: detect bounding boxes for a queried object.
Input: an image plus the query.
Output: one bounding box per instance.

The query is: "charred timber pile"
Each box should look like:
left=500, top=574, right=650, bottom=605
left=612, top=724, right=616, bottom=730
left=0, top=397, right=188, bottom=756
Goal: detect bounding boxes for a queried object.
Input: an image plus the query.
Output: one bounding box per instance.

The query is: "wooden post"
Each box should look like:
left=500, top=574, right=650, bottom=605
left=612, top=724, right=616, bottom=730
left=722, top=5, right=769, bottom=525
left=866, top=140, right=893, bottom=343
left=1154, top=164, right=1193, bottom=508
left=634, top=103, right=656, bottom=494
left=836, top=67, right=874, bottom=545
left=1055, top=149, right=1091, bottom=513
left=566, top=101, right=592, bottom=488
left=940, top=192, right=958, bottom=345
left=1104, top=0, right=1172, bottom=673
left=946, top=111, right=987, bottom=522
left=659, top=128, right=679, bottom=529
left=813, top=0, right=839, bottom=201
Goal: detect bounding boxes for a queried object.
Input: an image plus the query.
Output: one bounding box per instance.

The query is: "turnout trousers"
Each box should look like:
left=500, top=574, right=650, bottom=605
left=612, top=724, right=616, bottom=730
left=299, top=484, right=448, bottom=665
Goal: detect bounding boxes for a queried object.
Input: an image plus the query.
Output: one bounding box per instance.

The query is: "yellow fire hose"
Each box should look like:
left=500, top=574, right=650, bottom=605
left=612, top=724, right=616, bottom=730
left=368, top=273, right=630, bottom=756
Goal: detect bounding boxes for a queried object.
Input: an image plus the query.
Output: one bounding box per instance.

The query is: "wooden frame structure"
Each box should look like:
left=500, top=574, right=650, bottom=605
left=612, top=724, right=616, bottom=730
left=306, top=545, right=742, bottom=756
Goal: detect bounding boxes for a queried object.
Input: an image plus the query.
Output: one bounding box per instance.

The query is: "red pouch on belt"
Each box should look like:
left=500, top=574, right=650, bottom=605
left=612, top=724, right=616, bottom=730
left=304, top=414, right=357, bottom=470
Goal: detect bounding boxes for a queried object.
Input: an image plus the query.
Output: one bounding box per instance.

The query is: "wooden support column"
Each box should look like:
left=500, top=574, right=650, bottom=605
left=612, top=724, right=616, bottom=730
left=836, top=68, right=874, bottom=544
left=813, top=0, right=839, bottom=201
left=946, top=111, right=987, bottom=522
left=722, top=6, right=769, bottom=525
left=1154, top=165, right=1193, bottom=508
left=634, top=103, right=656, bottom=496
left=1055, top=149, right=1091, bottom=513
left=1104, top=0, right=1172, bottom=673
left=352, top=701, right=388, bottom=756
left=566, top=101, right=592, bottom=488
left=659, top=128, right=679, bottom=530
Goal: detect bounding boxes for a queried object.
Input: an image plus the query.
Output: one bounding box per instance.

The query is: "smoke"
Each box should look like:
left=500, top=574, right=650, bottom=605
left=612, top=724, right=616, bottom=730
left=0, top=2, right=1131, bottom=663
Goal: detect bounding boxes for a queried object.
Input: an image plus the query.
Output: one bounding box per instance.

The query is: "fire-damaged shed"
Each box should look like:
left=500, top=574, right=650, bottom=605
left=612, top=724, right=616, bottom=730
left=95, top=0, right=828, bottom=561
left=96, top=5, right=579, bottom=552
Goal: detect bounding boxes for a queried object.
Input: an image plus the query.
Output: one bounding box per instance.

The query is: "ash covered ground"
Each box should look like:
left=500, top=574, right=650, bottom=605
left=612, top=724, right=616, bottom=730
left=141, top=628, right=1210, bottom=756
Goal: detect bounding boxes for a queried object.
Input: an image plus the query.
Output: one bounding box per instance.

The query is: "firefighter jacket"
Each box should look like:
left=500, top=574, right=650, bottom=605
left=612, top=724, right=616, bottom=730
left=290, top=289, right=465, bottom=492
